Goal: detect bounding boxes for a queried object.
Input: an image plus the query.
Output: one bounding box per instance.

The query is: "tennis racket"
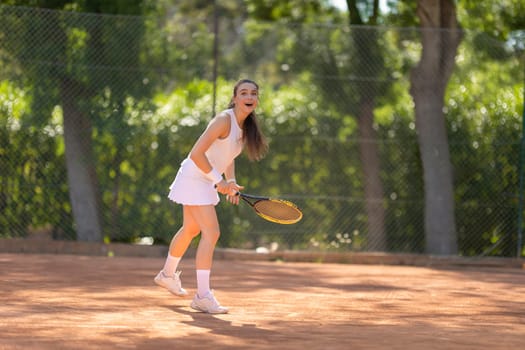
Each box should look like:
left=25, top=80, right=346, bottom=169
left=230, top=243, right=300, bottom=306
left=238, top=193, right=302, bottom=225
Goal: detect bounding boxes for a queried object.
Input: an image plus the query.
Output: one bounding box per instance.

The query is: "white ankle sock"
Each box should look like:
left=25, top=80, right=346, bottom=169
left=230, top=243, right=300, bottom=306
left=162, top=255, right=181, bottom=277
left=196, top=269, right=211, bottom=298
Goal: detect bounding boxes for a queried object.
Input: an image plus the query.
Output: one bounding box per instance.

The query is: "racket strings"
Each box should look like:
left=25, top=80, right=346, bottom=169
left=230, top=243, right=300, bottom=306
left=253, top=199, right=302, bottom=223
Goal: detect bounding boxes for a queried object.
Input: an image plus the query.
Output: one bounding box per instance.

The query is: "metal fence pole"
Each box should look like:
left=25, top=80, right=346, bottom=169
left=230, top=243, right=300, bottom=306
left=211, top=0, right=219, bottom=118
left=518, top=77, right=525, bottom=258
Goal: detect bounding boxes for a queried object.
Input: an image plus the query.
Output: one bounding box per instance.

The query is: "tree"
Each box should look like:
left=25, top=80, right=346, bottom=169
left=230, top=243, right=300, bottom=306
left=245, top=0, right=390, bottom=251
left=388, top=0, right=525, bottom=253
left=345, top=0, right=388, bottom=251
left=2, top=1, right=147, bottom=241
left=410, top=0, right=461, bottom=254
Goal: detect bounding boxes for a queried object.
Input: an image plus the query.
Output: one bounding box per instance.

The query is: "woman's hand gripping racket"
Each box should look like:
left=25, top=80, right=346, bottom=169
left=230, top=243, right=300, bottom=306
left=238, top=193, right=302, bottom=225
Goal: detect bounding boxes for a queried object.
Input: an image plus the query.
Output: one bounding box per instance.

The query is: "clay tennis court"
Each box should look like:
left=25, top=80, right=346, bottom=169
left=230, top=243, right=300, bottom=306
left=1, top=252, right=524, bottom=350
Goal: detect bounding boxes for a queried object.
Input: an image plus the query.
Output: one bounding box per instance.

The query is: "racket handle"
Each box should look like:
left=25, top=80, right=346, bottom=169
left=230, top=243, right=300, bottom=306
left=214, top=184, right=240, bottom=196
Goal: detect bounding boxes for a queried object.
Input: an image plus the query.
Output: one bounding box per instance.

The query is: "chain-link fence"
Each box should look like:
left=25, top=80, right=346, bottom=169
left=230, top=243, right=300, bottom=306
left=1, top=5, right=524, bottom=257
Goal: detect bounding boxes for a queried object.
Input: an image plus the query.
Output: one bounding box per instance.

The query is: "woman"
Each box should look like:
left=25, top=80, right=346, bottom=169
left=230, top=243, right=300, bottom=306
left=155, top=79, right=268, bottom=314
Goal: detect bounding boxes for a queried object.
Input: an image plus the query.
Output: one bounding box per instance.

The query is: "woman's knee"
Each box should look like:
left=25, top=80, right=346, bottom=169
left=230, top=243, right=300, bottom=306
left=180, top=225, right=200, bottom=238
left=201, top=229, right=220, bottom=243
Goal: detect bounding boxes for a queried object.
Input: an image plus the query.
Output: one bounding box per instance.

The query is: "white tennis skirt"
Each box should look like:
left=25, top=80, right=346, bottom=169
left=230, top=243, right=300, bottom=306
left=168, top=158, right=220, bottom=206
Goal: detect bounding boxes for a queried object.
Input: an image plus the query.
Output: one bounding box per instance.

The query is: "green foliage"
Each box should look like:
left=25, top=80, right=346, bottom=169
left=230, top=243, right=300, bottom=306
left=446, top=33, right=523, bottom=256
left=0, top=4, right=523, bottom=256
left=389, top=0, right=525, bottom=43
left=245, top=0, right=341, bottom=23
left=458, top=0, right=525, bottom=40
left=0, top=80, right=73, bottom=239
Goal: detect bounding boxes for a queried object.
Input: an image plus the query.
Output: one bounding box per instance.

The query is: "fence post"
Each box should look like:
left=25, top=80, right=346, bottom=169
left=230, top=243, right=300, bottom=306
left=518, top=79, right=525, bottom=258
left=211, top=0, right=219, bottom=117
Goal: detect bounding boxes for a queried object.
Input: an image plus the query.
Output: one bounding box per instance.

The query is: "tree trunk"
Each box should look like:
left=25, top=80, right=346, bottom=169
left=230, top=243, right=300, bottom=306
left=358, top=97, right=386, bottom=251
left=346, top=0, right=387, bottom=251
left=60, top=78, right=103, bottom=242
left=110, top=150, right=122, bottom=241
left=410, top=0, right=462, bottom=254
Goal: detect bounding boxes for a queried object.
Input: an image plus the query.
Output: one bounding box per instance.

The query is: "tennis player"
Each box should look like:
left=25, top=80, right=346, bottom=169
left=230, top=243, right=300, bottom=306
left=155, top=79, right=268, bottom=314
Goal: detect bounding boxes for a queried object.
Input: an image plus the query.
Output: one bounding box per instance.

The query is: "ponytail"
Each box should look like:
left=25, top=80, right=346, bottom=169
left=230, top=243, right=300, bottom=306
left=228, top=79, right=268, bottom=161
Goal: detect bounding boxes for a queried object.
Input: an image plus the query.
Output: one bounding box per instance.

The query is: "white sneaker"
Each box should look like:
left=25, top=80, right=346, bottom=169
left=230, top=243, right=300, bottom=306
left=190, top=291, right=229, bottom=314
left=154, top=270, right=188, bottom=296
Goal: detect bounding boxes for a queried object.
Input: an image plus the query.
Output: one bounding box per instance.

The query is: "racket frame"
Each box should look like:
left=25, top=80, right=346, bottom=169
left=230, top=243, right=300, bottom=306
left=238, top=193, right=303, bottom=224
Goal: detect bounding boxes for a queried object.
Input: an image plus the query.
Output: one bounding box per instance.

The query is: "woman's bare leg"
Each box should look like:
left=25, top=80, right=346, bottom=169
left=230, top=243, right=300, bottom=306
left=155, top=206, right=202, bottom=296
left=184, top=205, right=228, bottom=313
left=168, top=205, right=201, bottom=257
left=186, top=205, right=220, bottom=270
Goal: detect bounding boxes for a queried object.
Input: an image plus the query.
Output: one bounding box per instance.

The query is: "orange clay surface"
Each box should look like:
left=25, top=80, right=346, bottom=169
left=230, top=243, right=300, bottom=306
left=1, top=253, right=524, bottom=350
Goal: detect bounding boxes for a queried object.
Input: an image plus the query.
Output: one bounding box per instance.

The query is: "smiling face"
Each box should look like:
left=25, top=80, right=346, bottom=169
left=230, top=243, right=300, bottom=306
left=232, top=81, right=259, bottom=115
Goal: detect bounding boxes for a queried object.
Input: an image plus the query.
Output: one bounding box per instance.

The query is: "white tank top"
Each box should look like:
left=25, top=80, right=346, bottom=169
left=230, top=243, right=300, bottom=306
left=205, top=109, right=244, bottom=174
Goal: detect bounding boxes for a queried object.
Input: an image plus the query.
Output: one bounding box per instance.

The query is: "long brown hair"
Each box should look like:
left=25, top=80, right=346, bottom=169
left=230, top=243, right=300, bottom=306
left=228, top=79, right=268, bottom=161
